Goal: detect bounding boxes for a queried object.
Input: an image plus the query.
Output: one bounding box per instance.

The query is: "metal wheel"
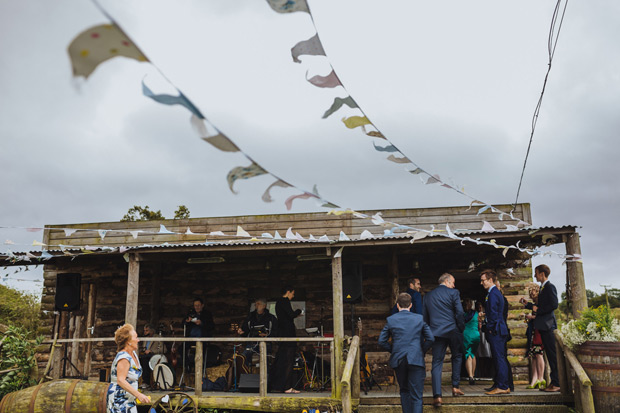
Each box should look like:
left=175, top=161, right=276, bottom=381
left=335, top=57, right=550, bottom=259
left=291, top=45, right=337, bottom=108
left=149, top=392, right=198, bottom=413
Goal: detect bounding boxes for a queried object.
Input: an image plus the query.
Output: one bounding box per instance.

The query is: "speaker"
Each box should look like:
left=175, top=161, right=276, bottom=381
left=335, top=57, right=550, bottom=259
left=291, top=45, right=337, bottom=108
left=55, top=273, right=81, bottom=311
left=238, top=373, right=260, bottom=393
left=342, top=261, right=362, bottom=303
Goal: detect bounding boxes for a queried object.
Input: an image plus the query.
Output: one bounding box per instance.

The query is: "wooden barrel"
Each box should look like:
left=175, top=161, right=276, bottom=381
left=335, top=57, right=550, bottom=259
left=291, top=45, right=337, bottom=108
left=0, top=379, right=110, bottom=413
left=577, top=341, right=620, bottom=412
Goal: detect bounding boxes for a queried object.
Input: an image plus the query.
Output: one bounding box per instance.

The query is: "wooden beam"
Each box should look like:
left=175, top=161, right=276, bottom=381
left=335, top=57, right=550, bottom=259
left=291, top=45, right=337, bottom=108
left=83, top=283, right=96, bottom=379
left=125, top=254, right=140, bottom=327
left=195, top=341, right=203, bottom=396
left=331, top=256, right=344, bottom=399
left=565, top=232, right=587, bottom=317
left=389, top=250, right=399, bottom=307
left=259, top=341, right=267, bottom=397
left=150, top=264, right=162, bottom=326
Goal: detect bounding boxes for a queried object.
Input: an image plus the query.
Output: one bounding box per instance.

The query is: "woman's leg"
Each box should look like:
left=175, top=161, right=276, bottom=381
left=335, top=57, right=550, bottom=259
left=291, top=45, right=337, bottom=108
left=465, top=356, right=474, bottom=378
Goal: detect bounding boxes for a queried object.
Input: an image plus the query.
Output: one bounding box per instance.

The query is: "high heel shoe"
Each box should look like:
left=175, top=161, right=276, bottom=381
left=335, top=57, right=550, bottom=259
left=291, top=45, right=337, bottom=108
left=537, top=379, right=546, bottom=389
left=526, top=381, right=539, bottom=389
left=468, top=377, right=475, bottom=386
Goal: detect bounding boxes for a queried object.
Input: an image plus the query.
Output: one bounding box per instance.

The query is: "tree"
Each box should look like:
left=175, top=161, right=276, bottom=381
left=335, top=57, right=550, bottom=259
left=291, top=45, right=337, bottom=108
left=174, top=205, right=190, bottom=219
left=121, top=205, right=165, bottom=222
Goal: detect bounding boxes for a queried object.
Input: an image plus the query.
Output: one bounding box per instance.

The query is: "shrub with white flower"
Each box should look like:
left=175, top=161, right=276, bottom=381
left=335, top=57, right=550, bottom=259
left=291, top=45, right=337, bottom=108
left=560, top=305, right=620, bottom=350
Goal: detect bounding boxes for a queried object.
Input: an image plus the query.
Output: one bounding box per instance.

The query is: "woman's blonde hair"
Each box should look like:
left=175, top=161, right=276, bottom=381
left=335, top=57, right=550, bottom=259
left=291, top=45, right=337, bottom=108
left=527, top=283, right=540, bottom=300
left=115, top=324, right=135, bottom=352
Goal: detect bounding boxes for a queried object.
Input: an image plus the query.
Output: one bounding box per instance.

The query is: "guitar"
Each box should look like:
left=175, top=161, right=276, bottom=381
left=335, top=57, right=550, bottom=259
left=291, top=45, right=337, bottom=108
left=168, top=323, right=178, bottom=368
left=225, top=348, right=250, bottom=391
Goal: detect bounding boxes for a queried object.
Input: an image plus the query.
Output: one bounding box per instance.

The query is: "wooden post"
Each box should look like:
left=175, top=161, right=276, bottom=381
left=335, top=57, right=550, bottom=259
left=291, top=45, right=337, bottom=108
left=389, top=250, right=399, bottom=307
left=70, top=313, right=81, bottom=375
left=195, top=341, right=203, bottom=396
left=125, top=254, right=140, bottom=327
left=352, top=337, right=360, bottom=401
left=83, top=284, right=96, bottom=379
left=259, top=341, right=267, bottom=397
left=332, top=256, right=344, bottom=399
left=565, top=232, right=587, bottom=318
left=330, top=340, right=335, bottom=398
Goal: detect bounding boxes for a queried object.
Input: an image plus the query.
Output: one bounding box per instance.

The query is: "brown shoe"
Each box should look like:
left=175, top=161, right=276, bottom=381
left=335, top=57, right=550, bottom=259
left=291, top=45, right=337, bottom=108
left=485, top=388, right=510, bottom=395
left=433, top=397, right=442, bottom=407
left=452, top=388, right=465, bottom=396
left=543, top=386, right=561, bottom=392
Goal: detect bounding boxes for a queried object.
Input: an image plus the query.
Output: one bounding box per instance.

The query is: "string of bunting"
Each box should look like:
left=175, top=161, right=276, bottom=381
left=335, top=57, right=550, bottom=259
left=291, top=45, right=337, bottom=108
left=2, top=1, right=580, bottom=271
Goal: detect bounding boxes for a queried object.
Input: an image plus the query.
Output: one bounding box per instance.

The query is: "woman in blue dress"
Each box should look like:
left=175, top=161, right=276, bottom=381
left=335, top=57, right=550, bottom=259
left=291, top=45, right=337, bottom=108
left=107, top=324, right=150, bottom=413
left=462, top=298, right=481, bottom=385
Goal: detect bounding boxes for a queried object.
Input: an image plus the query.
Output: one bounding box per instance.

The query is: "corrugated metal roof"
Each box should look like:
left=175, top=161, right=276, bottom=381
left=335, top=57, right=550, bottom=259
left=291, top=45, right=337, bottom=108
left=1, top=225, right=578, bottom=263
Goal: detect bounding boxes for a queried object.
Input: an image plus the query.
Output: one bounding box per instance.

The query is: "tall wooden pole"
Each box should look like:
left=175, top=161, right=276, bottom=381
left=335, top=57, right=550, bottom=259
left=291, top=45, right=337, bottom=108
left=389, top=250, right=399, bottom=307
left=83, top=283, right=96, bottom=379
left=331, top=256, right=344, bottom=399
left=565, top=232, right=587, bottom=318
left=125, top=254, right=140, bottom=327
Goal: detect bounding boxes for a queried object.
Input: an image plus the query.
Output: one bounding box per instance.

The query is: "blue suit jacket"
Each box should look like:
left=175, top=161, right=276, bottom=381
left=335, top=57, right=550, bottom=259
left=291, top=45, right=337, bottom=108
left=378, top=310, right=434, bottom=368
left=423, top=285, right=465, bottom=338
left=485, top=286, right=509, bottom=336
left=390, top=288, right=423, bottom=315
left=526, top=281, right=558, bottom=331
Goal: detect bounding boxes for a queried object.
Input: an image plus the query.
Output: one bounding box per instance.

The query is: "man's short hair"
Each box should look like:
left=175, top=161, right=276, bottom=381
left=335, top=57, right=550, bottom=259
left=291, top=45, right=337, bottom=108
left=193, top=297, right=204, bottom=305
left=144, top=323, right=154, bottom=331
left=438, top=273, right=452, bottom=285
left=281, top=285, right=294, bottom=295
left=407, top=277, right=419, bottom=286
left=535, top=264, right=551, bottom=277
left=397, top=292, right=412, bottom=309
left=480, top=269, right=497, bottom=283
left=255, top=297, right=267, bottom=305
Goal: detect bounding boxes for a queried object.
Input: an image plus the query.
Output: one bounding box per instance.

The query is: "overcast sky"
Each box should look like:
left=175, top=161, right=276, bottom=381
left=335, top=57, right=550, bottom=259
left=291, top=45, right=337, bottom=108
left=1, top=0, right=618, bottom=296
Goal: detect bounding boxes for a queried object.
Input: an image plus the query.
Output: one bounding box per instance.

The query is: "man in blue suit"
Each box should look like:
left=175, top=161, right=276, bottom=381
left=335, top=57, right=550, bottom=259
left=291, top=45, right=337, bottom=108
left=391, top=277, right=423, bottom=315
left=379, top=292, right=434, bottom=413
left=423, top=273, right=465, bottom=407
left=526, top=264, right=560, bottom=392
left=480, top=269, right=510, bottom=395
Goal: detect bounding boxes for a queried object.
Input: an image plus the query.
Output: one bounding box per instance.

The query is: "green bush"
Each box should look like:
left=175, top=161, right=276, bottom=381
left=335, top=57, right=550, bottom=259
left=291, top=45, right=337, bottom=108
left=0, top=284, right=41, bottom=337
left=0, top=326, right=44, bottom=398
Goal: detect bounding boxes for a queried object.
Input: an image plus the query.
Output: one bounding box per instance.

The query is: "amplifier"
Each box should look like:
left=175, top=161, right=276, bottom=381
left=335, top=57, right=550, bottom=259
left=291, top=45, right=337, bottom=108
left=238, top=373, right=260, bottom=393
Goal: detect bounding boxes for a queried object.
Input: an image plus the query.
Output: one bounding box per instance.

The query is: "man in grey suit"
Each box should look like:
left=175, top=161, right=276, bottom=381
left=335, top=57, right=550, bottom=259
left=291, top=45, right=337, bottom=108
left=379, top=292, right=434, bottom=413
left=423, top=273, right=465, bottom=407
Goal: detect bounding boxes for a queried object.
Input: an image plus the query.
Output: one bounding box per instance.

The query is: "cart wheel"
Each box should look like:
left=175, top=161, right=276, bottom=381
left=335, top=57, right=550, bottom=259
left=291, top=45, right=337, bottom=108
left=149, top=392, right=198, bottom=413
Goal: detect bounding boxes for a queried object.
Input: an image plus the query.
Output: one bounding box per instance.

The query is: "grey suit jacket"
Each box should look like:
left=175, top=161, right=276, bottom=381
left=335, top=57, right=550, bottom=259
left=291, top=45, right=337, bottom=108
left=423, top=284, right=465, bottom=338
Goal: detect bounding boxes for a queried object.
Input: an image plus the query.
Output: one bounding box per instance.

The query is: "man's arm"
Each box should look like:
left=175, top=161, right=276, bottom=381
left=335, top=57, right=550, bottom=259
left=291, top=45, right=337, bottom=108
left=421, top=322, right=434, bottom=353
left=412, top=292, right=423, bottom=315
left=486, top=292, right=501, bottom=334
left=453, top=290, right=465, bottom=332
left=378, top=324, right=392, bottom=352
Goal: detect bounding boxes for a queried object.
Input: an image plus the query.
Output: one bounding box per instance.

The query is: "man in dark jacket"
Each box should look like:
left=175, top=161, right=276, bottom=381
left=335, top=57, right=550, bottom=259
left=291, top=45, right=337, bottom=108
left=380, top=292, right=434, bottom=413
left=391, top=277, right=423, bottom=315
left=270, top=286, right=302, bottom=393
left=526, top=264, right=560, bottom=392
left=237, top=298, right=278, bottom=366
left=423, top=273, right=465, bottom=406
left=485, top=280, right=514, bottom=392
left=480, top=269, right=510, bottom=395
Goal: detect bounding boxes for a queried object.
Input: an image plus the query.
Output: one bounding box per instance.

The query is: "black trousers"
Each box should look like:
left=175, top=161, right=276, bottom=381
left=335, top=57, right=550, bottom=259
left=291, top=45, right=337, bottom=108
left=539, top=328, right=560, bottom=387
left=270, top=344, right=297, bottom=392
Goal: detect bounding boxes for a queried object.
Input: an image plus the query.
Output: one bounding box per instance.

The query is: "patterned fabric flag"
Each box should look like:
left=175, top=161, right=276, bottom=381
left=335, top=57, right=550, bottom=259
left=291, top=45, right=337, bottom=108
left=227, top=163, right=268, bottom=194
left=68, top=24, right=147, bottom=78
left=291, top=34, right=326, bottom=63
left=262, top=180, right=292, bottom=203
left=322, top=96, right=358, bottom=119
left=266, top=0, right=309, bottom=14
left=307, top=70, right=342, bottom=88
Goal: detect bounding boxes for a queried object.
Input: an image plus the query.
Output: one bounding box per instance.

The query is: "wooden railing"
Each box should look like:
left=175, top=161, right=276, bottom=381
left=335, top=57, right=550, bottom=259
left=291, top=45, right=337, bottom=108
left=43, top=336, right=335, bottom=397
left=554, top=330, right=595, bottom=413
left=340, top=336, right=360, bottom=413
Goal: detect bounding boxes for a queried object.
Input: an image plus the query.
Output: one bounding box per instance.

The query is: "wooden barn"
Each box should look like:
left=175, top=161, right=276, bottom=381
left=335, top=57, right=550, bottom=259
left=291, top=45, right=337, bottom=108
left=2, top=203, right=589, bottom=412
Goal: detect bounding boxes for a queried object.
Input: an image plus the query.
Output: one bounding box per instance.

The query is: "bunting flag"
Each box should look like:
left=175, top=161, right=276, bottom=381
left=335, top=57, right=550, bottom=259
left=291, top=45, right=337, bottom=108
left=426, top=174, right=441, bottom=185
left=291, top=34, right=326, bottom=63
left=142, top=80, right=205, bottom=119
left=68, top=24, right=147, bottom=79
left=190, top=115, right=240, bottom=153
left=236, top=226, right=251, bottom=237
left=334, top=247, right=344, bottom=258
left=373, top=142, right=398, bottom=153
left=307, top=70, right=342, bottom=88
left=284, top=191, right=318, bottom=211
left=226, top=163, right=268, bottom=194
left=322, top=96, right=358, bottom=119
left=360, top=230, right=374, bottom=240
left=262, top=179, right=292, bottom=203
left=266, top=0, right=309, bottom=14
left=342, top=116, right=371, bottom=130
left=158, top=225, right=174, bottom=234
left=387, top=154, right=411, bottom=164
left=98, top=229, right=108, bottom=240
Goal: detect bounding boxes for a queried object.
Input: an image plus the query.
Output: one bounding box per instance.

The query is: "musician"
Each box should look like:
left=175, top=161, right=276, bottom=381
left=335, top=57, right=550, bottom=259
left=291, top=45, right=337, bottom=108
left=237, top=298, right=278, bottom=366
left=138, top=323, right=166, bottom=389
left=270, top=285, right=303, bottom=393
left=183, top=297, right=215, bottom=338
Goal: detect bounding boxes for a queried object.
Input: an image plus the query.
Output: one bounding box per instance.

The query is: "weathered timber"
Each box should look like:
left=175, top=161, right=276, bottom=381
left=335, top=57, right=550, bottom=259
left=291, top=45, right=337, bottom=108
left=332, top=255, right=344, bottom=399
left=125, top=254, right=139, bottom=327
left=565, top=232, right=587, bottom=317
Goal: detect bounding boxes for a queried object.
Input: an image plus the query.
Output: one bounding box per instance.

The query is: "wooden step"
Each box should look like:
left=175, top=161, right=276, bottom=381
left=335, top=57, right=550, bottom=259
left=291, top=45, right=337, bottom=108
left=359, top=404, right=569, bottom=413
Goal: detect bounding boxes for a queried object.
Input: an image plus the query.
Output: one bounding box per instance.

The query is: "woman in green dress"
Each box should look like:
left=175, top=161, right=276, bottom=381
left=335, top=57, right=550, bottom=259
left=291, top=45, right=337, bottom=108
left=462, top=298, right=481, bottom=385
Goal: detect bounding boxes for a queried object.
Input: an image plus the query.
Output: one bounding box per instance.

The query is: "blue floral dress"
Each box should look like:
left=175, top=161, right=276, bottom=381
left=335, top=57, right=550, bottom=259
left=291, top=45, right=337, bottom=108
left=107, top=351, right=142, bottom=413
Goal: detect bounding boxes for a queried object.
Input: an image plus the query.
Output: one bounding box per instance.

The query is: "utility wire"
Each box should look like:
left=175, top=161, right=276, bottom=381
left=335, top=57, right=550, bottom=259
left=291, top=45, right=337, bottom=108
left=513, top=0, right=569, bottom=209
